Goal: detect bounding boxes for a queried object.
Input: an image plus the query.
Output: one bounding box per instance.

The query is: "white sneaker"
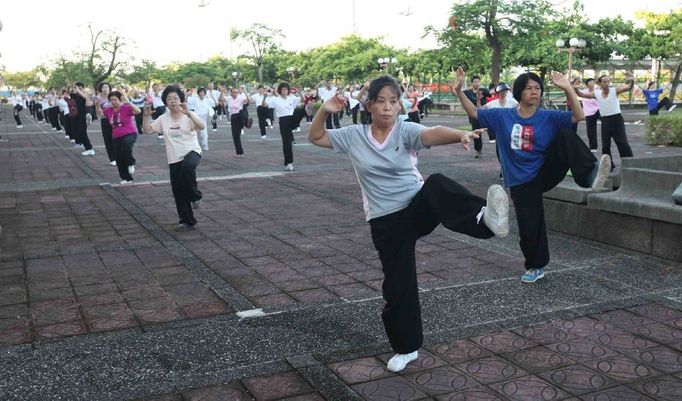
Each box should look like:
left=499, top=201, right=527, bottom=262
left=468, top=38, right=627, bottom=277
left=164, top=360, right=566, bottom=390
left=110, top=160, right=117, bottom=166
left=70, top=139, right=76, bottom=143
left=483, top=184, right=509, bottom=238
left=293, top=127, right=301, bottom=133
left=387, top=351, right=418, bottom=372
left=668, top=104, right=677, bottom=113
left=81, top=149, right=95, bottom=156
left=266, top=118, right=271, bottom=126
left=285, top=163, right=294, bottom=171
left=261, top=135, right=267, bottom=139
left=591, top=154, right=611, bottom=192
left=212, top=128, right=217, bottom=132
left=64, top=135, right=70, bottom=139
left=16, top=125, right=23, bottom=129
left=51, top=127, right=57, bottom=131
left=489, top=139, right=496, bottom=143
left=128, top=165, right=135, bottom=175
left=241, top=129, right=245, bottom=135
left=590, top=149, right=597, bottom=153
left=119, top=180, right=133, bottom=185
left=157, top=134, right=164, bottom=139
left=74, top=144, right=84, bottom=148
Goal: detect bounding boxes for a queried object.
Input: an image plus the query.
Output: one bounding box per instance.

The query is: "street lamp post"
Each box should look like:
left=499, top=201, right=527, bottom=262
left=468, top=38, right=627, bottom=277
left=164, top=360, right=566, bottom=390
left=377, top=57, right=398, bottom=72
left=556, top=38, right=586, bottom=78
left=286, top=67, right=296, bottom=82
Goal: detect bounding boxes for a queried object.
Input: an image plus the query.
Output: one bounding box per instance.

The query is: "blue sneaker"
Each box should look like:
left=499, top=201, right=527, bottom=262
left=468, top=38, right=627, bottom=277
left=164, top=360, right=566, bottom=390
left=521, top=268, right=545, bottom=283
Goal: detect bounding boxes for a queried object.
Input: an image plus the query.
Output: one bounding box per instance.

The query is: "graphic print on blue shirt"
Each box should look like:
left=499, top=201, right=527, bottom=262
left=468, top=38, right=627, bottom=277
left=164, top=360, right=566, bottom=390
left=478, top=108, right=572, bottom=187
left=643, top=89, right=664, bottom=111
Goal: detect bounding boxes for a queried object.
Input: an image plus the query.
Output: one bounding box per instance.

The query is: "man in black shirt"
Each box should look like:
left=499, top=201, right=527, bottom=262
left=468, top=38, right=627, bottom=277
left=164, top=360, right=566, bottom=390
left=454, top=75, right=489, bottom=158
left=71, top=82, right=95, bottom=155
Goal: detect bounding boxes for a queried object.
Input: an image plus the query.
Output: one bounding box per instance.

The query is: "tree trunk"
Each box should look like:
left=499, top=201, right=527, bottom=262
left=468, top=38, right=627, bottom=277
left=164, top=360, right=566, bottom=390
left=669, top=62, right=681, bottom=104
left=258, top=63, right=264, bottom=85
left=490, top=44, right=502, bottom=84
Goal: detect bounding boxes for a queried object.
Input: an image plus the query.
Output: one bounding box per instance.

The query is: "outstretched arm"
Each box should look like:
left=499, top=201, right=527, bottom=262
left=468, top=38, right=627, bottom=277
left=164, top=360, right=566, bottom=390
left=617, top=73, right=635, bottom=95
left=308, top=95, right=347, bottom=149
left=550, top=71, right=584, bottom=124
left=451, top=67, right=478, bottom=120
left=421, top=126, right=484, bottom=150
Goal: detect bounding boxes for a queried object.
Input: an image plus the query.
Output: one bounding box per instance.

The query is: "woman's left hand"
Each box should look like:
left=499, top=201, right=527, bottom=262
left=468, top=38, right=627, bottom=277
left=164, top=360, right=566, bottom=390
left=179, top=103, right=190, bottom=115
left=461, top=129, right=484, bottom=151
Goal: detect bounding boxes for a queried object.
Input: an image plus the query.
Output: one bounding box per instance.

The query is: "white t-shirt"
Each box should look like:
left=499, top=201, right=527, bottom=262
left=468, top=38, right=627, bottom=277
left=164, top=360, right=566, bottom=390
left=267, top=95, right=300, bottom=117
left=151, top=90, right=165, bottom=108
left=318, top=86, right=337, bottom=102
left=346, top=91, right=360, bottom=109
left=193, top=97, right=214, bottom=117
left=595, top=87, right=621, bottom=117
left=151, top=113, right=202, bottom=164
left=251, top=93, right=265, bottom=107
left=58, top=98, right=69, bottom=115
left=11, top=95, right=23, bottom=107
left=484, top=97, right=518, bottom=109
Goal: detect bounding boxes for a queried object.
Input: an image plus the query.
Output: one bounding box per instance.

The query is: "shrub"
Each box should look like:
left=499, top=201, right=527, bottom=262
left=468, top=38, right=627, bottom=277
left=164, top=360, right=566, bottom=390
left=644, top=114, right=682, bottom=147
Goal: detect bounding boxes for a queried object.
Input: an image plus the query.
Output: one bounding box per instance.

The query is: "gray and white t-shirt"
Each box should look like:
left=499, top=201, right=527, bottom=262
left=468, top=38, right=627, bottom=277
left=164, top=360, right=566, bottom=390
left=328, top=121, right=429, bottom=221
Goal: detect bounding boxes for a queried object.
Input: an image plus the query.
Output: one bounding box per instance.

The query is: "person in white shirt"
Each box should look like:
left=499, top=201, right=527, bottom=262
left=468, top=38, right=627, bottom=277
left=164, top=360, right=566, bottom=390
left=417, top=86, right=433, bottom=119
left=318, top=80, right=340, bottom=129
left=251, top=85, right=270, bottom=139
left=58, top=90, right=71, bottom=140
left=346, top=84, right=361, bottom=124
left=10, top=91, right=24, bottom=128
left=142, top=85, right=205, bottom=231
left=206, top=82, right=220, bottom=131
left=192, top=88, right=215, bottom=151
left=577, top=74, right=634, bottom=170
left=263, top=82, right=300, bottom=170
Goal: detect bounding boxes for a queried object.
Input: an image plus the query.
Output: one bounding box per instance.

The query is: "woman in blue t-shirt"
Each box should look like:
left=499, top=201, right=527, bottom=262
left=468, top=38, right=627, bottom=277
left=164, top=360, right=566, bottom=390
left=454, top=68, right=611, bottom=284
left=308, top=75, right=510, bottom=373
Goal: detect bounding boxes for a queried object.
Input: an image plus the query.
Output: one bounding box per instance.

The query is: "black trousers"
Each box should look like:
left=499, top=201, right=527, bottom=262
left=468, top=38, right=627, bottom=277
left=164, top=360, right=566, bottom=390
left=407, top=111, right=420, bottom=123
left=113, top=134, right=137, bottom=181
left=351, top=105, right=359, bottom=124
left=60, top=113, right=71, bottom=139
left=256, top=105, right=269, bottom=135
left=29, top=101, right=36, bottom=117
left=360, top=110, right=372, bottom=125
left=418, top=98, right=432, bottom=117
left=585, top=111, right=600, bottom=150
left=230, top=113, right=245, bottom=155
left=325, top=112, right=340, bottom=129
left=100, top=118, right=116, bottom=162
left=600, top=113, right=633, bottom=169
left=73, top=115, right=92, bottom=150
left=134, top=112, right=144, bottom=134
left=152, top=106, right=166, bottom=120
left=649, top=97, right=673, bottom=115
left=291, top=107, right=307, bottom=131
left=48, top=107, right=61, bottom=130
left=469, top=117, right=483, bottom=151
left=13, top=105, right=23, bottom=126
left=35, top=104, right=43, bottom=121
left=169, top=151, right=202, bottom=226
left=278, top=115, right=294, bottom=165
left=370, top=173, right=494, bottom=354
left=510, top=128, right=597, bottom=271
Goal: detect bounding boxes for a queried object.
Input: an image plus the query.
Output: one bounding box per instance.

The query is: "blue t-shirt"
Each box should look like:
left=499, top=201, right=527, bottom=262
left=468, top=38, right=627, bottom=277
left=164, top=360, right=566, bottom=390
left=643, top=89, right=664, bottom=111
left=478, top=108, right=572, bottom=187
left=327, top=121, right=428, bottom=221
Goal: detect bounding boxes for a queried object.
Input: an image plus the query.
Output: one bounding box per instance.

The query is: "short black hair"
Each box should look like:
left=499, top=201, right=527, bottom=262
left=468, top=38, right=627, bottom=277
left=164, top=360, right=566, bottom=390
left=107, top=91, right=123, bottom=101
left=257, top=85, right=264, bottom=89
left=512, top=72, right=543, bottom=102
left=75, top=82, right=85, bottom=88
left=585, top=78, right=595, bottom=85
left=277, top=82, right=291, bottom=95
left=366, top=75, right=401, bottom=102
left=197, top=87, right=206, bottom=95
left=97, top=82, right=112, bottom=93
left=161, top=85, right=185, bottom=105
left=471, top=75, right=481, bottom=82
left=597, top=75, right=608, bottom=83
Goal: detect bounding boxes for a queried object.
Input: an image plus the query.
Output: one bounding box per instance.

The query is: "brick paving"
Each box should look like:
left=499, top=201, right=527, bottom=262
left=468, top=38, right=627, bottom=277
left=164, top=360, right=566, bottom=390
left=1, top=105, right=681, bottom=400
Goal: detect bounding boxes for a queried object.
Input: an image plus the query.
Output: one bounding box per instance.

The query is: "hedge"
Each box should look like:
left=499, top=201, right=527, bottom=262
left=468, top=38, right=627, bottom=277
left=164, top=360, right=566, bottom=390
left=644, top=113, right=682, bottom=147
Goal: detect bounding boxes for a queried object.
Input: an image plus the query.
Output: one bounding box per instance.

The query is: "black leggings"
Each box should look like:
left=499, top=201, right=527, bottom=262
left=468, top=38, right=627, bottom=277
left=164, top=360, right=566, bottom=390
left=278, top=115, right=294, bottom=165
left=600, top=113, right=633, bottom=169
left=113, top=134, right=137, bottom=181
left=169, top=151, right=202, bottom=226
left=13, top=105, right=23, bottom=126
left=230, top=113, right=244, bottom=155
left=649, top=97, right=673, bottom=115
left=370, top=174, right=493, bottom=353
left=510, top=128, right=597, bottom=271
left=101, top=118, right=116, bottom=162
left=585, top=111, right=600, bottom=150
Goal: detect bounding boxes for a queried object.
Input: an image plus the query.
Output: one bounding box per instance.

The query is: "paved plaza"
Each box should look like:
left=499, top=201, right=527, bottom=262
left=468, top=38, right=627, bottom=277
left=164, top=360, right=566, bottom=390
left=1, top=105, right=681, bottom=400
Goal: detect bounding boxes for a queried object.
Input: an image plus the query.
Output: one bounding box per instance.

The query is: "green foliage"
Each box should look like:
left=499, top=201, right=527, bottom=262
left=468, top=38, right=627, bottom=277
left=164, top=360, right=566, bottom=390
left=2, top=69, right=42, bottom=89
left=644, top=114, right=682, bottom=147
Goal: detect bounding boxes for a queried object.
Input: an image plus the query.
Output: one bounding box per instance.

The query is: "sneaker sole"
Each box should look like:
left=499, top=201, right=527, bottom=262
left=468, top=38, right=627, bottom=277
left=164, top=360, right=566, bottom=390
left=485, top=185, right=509, bottom=238
left=591, top=154, right=611, bottom=191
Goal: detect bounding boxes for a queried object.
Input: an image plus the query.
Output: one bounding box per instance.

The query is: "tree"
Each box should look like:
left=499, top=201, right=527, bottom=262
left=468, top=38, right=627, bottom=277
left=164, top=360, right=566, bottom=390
left=437, top=0, right=555, bottom=84
left=626, top=9, right=682, bottom=102
left=123, top=60, right=164, bottom=89
left=2, top=69, right=42, bottom=90
left=231, top=24, right=284, bottom=84
left=84, top=24, right=127, bottom=87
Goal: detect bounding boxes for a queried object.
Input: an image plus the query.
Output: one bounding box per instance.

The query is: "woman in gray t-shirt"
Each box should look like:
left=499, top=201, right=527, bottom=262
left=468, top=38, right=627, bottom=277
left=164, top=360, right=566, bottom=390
left=309, top=75, right=510, bottom=373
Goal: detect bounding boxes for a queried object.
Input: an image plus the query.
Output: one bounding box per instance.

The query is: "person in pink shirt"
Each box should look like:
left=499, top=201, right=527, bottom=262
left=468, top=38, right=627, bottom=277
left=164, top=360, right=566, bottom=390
left=226, top=87, right=251, bottom=158
left=579, top=78, right=600, bottom=152
left=102, top=91, right=142, bottom=183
